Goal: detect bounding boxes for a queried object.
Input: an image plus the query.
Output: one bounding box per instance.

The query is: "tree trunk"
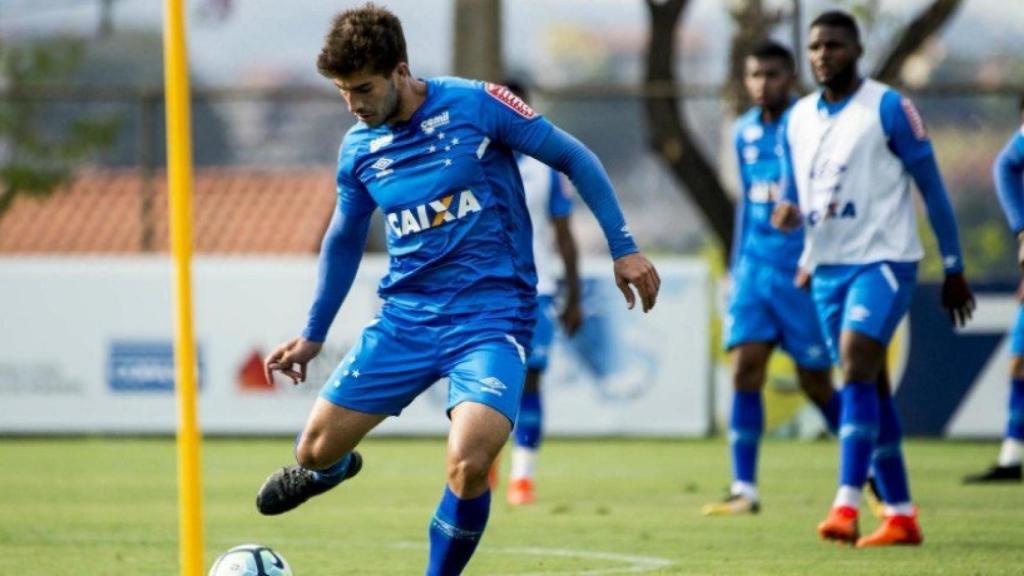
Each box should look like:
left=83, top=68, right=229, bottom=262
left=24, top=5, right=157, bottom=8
left=873, top=0, right=964, bottom=84
left=453, top=0, right=504, bottom=83
left=643, top=0, right=735, bottom=255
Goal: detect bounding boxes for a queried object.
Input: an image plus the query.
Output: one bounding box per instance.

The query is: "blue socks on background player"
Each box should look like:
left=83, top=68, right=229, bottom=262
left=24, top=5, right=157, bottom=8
left=514, top=390, right=543, bottom=449
left=872, top=394, right=911, bottom=509
left=837, top=382, right=879, bottom=505
left=1007, top=378, right=1024, bottom=441
left=730, top=389, right=763, bottom=498
left=427, top=486, right=490, bottom=576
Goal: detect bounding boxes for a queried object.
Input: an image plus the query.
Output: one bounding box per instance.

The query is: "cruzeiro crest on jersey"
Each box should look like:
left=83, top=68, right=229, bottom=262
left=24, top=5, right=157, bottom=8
left=386, top=189, right=483, bottom=239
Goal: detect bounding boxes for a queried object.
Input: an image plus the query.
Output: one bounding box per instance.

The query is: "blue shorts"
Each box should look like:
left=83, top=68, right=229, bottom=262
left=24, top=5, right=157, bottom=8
left=1012, top=305, right=1024, bottom=357
left=811, top=261, right=918, bottom=365
left=319, top=307, right=533, bottom=426
left=725, top=260, right=831, bottom=370
left=527, top=295, right=556, bottom=371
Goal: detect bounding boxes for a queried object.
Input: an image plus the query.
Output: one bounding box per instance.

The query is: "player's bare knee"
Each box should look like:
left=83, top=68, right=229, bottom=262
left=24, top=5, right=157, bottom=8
left=446, top=450, right=491, bottom=496
left=840, top=337, right=884, bottom=382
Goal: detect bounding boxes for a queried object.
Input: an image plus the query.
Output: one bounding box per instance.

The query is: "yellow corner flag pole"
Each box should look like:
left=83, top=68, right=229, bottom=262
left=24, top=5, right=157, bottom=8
left=163, top=0, right=204, bottom=574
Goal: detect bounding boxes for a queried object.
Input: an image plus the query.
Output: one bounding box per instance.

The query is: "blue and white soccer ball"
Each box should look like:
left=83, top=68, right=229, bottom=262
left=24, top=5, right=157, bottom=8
left=208, top=544, right=293, bottom=576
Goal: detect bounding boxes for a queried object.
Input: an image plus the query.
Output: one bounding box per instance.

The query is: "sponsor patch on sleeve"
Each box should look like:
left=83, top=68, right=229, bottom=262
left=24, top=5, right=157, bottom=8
left=485, top=83, right=537, bottom=119
left=900, top=97, right=928, bottom=140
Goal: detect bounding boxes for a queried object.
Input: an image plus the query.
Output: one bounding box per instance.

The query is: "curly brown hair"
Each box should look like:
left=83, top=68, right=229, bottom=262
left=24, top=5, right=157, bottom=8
left=317, top=3, right=408, bottom=79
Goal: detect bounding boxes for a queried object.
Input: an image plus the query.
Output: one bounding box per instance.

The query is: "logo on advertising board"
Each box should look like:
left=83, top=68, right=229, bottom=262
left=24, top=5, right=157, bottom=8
left=108, top=341, right=203, bottom=392
left=237, top=349, right=274, bottom=392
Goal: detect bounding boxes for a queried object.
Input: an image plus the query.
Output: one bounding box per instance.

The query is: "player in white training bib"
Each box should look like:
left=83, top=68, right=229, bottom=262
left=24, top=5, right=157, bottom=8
left=773, top=10, right=975, bottom=548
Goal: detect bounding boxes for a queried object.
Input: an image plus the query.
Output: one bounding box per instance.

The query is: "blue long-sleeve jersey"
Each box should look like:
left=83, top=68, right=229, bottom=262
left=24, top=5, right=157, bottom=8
left=302, top=77, right=637, bottom=342
left=994, top=125, right=1024, bottom=235
left=731, top=106, right=804, bottom=271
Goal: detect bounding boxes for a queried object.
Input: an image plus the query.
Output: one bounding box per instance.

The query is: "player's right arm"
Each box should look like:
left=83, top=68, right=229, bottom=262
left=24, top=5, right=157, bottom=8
left=265, top=143, right=376, bottom=385
left=993, top=127, right=1024, bottom=272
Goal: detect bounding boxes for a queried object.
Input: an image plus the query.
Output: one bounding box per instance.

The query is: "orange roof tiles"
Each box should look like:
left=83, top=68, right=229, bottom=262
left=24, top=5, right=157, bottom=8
left=0, top=167, right=337, bottom=254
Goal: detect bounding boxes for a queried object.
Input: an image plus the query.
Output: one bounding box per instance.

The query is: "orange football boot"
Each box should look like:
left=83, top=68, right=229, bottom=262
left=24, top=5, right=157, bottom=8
left=506, top=477, right=536, bottom=506
left=856, top=511, right=923, bottom=548
left=817, top=505, right=859, bottom=544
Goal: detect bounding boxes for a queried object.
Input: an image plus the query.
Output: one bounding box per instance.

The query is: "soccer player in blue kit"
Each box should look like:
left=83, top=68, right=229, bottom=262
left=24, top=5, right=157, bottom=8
left=502, top=80, right=584, bottom=506
left=773, top=11, right=975, bottom=547
left=253, top=5, right=660, bottom=575
left=965, top=96, right=1024, bottom=484
left=702, top=40, right=840, bottom=516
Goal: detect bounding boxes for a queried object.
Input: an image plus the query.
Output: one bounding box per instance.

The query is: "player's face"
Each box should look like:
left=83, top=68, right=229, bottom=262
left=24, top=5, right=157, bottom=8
left=333, top=66, right=403, bottom=128
left=807, top=25, right=862, bottom=87
left=743, top=56, right=793, bottom=110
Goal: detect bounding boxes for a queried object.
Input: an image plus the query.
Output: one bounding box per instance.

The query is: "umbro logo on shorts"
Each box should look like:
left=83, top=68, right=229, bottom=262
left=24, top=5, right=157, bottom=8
left=479, top=377, right=507, bottom=396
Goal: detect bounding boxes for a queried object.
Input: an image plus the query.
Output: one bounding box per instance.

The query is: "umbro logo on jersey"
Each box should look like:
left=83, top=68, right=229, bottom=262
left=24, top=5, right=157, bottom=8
left=370, top=133, right=393, bottom=153
left=486, top=83, right=536, bottom=119
left=371, top=158, right=394, bottom=170
left=420, top=111, right=450, bottom=134
left=386, top=189, right=483, bottom=239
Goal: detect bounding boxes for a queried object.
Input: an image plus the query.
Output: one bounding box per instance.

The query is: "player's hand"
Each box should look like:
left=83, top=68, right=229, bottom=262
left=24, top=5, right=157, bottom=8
left=559, top=295, right=583, bottom=337
left=614, top=252, right=660, bottom=313
left=771, top=202, right=802, bottom=232
left=264, top=337, right=323, bottom=386
left=794, top=268, right=812, bottom=291
left=941, top=272, right=975, bottom=328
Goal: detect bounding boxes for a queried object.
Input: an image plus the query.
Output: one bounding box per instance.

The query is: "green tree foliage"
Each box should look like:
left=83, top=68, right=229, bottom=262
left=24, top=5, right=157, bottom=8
left=0, top=38, right=120, bottom=217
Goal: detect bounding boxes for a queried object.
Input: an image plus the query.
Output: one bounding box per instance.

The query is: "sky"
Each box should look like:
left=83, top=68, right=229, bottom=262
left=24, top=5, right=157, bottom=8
left=1, top=0, right=1022, bottom=87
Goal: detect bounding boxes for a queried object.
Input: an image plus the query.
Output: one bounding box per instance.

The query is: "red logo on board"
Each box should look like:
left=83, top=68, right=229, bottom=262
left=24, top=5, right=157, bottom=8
left=237, top=349, right=274, bottom=392
left=485, top=83, right=537, bottom=120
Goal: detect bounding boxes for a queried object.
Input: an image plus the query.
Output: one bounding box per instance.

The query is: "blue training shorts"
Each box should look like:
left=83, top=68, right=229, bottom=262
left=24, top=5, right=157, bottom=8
left=810, top=261, right=917, bottom=365
left=1012, top=304, right=1024, bottom=357
left=319, top=306, right=533, bottom=426
left=724, top=260, right=831, bottom=370
left=527, top=295, right=556, bottom=372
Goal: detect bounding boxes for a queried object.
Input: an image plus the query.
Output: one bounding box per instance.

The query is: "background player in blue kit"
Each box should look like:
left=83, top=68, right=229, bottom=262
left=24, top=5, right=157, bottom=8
left=965, top=95, right=1024, bottom=484
left=502, top=81, right=584, bottom=507
left=253, top=5, right=660, bottom=575
left=773, top=11, right=975, bottom=547
left=702, top=41, right=840, bottom=517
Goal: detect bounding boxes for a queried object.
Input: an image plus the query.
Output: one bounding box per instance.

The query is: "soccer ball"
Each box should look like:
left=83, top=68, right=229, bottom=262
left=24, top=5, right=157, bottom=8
left=208, top=544, right=293, bottom=576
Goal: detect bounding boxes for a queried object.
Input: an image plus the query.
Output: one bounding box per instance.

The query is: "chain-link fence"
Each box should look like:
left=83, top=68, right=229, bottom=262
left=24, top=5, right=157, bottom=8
left=3, top=83, right=1022, bottom=279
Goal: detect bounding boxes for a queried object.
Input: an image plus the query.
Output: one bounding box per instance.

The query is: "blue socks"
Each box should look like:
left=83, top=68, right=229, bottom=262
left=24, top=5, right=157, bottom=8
left=514, top=390, right=543, bottom=449
left=872, top=393, right=911, bottom=505
left=310, top=452, right=354, bottom=485
left=730, top=390, right=764, bottom=485
left=427, top=486, right=490, bottom=576
left=838, top=382, right=879, bottom=489
left=818, top=393, right=841, bottom=435
left=1008, top=378, right=1024, bottom=441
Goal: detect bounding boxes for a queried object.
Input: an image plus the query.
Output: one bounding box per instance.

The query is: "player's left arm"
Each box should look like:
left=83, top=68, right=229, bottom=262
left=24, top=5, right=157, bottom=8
left=478, top=83, right=659, bottom=312
left=548, top=171, right=582, bottom=336
left=882, top=90, right=975, bottom=326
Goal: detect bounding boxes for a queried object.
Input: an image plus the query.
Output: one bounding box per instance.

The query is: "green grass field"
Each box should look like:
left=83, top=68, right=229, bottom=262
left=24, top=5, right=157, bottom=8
left=1, top=437, right=1022, bottom=575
